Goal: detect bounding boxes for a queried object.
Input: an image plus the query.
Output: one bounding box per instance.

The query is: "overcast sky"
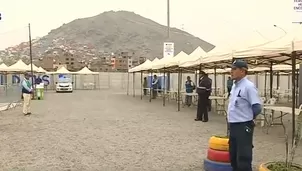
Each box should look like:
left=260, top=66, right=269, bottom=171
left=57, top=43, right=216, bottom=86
left=0, top=0, right=299, bottom=50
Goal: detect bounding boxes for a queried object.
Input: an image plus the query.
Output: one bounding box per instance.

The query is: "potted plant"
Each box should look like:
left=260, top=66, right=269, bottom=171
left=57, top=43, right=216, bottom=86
left=259, top=112, right=302, bottom=171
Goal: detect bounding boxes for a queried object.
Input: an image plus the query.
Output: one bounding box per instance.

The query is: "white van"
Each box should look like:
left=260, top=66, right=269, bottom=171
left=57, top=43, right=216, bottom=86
left=56, top=77, right=73, bottom=93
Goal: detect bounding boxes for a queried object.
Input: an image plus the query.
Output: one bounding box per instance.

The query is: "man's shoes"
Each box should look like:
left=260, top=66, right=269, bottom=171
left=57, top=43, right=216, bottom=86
left=202, top=120, right=208, bottom=122
left=194, top=118, right=202, bottom=121
left=24, top=112, right=31, bottom=116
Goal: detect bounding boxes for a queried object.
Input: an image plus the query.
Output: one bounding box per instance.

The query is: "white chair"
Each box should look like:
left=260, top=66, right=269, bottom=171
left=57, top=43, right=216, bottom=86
left=260, top=97, right=266, bottom=104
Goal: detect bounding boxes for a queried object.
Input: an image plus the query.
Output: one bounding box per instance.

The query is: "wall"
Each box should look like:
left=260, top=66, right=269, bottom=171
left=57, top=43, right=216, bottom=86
left=0, top=72, right=296, bottom=99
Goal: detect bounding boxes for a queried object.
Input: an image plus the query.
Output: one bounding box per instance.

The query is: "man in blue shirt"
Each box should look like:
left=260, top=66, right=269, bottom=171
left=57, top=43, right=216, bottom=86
left=228, top=60, right=262, bottom=171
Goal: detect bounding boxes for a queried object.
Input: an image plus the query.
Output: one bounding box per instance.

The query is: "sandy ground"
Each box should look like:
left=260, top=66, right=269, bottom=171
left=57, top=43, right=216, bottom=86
left=0, top=90, right=301, bottom=171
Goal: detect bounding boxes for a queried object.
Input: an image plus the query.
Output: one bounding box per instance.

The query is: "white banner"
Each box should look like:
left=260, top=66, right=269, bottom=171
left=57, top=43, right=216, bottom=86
left=293, top=0, right=302, bottom=23
left=163, top=42, right=174, bottom=58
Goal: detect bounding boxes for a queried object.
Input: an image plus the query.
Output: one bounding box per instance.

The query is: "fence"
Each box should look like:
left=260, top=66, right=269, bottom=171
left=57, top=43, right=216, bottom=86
left=0, top=71, right=296, bottom=105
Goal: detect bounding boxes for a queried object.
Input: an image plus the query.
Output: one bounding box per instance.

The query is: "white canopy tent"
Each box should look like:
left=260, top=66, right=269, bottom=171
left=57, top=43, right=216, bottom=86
left=151, top=56, right=174, bottom=70
left=198, top=47, right=234, bottom=68
left=8, top=60, right=29, bottom=72
left=233, top=26, right=302, bottom=65
left=47, top=66, right=71, bottom=74
left=273, top=64, right=300, bottom=71
left=76, top=67, right=98, bottom=75
left=37, top=67, right=47, bottom=73
left=74, top=67, right=99, bottom=90
left=164, top=51, right=188, bottom=68
left=179, top=46, right=207, bottom=68
left=26, top=63, right=39, bottom=72
left=184, top=30, right=276, bottom=69
left=0, top=63, right=10, bottom=72
left=128, top=59, right=152, bottom=73
left=203, top=68, right=230, bottom=74
left=143, top=58, right=159, bottom=71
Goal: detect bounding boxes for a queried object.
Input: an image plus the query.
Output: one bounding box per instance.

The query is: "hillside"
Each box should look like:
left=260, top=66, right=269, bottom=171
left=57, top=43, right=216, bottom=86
left=0, top=10, right=215, bottom=62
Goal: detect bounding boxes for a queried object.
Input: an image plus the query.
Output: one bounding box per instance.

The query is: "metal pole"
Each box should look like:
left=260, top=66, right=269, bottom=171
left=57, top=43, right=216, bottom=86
left=291, top=51, right=297, bottom=146
left=133, top=72, right=135, bottom=97
left=28, top=23, right=35, bottom=97
left=269, top=62, right=273, bottom=98
left=264, top=72, right=267, bottom=98
left=140, top=71, right=143, bottom=100
left=296, top=70, right=299, bottom=107
left=150, top=71, right=153, bottom=102
left=163, top=69, right=166, bottom=106
left=127, top=72, right=130, bottom=95
left=177, top=68, right=181, bottom=111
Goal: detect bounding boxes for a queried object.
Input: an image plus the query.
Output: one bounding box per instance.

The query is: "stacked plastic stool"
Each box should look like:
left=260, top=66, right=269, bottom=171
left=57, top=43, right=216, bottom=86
left=204, top=136, right=232, bottom=171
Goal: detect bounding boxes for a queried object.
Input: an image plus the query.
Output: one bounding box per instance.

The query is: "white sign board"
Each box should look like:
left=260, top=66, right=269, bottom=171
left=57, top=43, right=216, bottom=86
left=163, top=42, right=174, bottom=58
left=293, top=0, right=302, bottom=23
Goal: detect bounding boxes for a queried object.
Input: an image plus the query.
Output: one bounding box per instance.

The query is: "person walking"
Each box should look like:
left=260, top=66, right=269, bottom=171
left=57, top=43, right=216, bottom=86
left=184, top=76, right=195, bottom=107
left=195, top=71, right=211, bottom=122
left=228, top=60, right=262, bottom=171
left=227, top=76, right=233, bottom=97
left=22, top=73, right=33, bottom=115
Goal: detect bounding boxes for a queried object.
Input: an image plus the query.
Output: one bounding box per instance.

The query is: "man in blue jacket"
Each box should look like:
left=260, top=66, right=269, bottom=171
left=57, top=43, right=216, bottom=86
left=22, top=73, right=33, bottom=115
left=184, top=76, right=195, bottom=107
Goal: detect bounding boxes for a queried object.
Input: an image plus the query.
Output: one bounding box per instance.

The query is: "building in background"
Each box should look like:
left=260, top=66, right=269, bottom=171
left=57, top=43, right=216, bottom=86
left=38, top=50, right=144, bottom=72
left=39, top=48, right=84, bottom=71
left=89, top=56, right=112, bottom=72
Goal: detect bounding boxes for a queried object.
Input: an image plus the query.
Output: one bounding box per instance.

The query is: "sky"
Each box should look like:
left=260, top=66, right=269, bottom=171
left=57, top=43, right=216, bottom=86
left=0, top=0, right=299, bottom=50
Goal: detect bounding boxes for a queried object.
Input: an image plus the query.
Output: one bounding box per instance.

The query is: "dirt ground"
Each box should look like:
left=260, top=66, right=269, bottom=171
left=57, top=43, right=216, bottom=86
left=0, top=90, right=301, bottom=171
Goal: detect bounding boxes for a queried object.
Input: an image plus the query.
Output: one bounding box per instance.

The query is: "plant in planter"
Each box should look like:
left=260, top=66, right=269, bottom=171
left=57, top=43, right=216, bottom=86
left=259, top=112, right=302, bottom=171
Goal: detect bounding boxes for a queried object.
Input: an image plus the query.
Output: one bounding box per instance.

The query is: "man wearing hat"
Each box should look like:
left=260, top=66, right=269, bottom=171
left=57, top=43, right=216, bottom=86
left=195, top=71, right=212, bottom=122
left=228, top=59, right=262, bottom=171
left=21, top=73, right=33, bottom=115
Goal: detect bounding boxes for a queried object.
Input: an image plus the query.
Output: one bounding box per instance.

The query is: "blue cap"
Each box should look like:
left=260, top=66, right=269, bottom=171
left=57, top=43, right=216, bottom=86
left=232, top=59, right=248, bottom=69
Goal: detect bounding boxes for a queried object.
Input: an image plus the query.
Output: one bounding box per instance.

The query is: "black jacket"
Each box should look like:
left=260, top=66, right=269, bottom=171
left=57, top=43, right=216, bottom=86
left=196, top=76, right=212, bottom=96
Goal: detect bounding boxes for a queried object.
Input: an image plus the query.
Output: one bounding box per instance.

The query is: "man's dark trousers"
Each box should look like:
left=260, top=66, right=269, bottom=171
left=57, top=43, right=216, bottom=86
left=197, top=95, right=208, bottom=121
left=229, top=121, right=254, bottom=171
left=227, top=87, right=232, bottom=97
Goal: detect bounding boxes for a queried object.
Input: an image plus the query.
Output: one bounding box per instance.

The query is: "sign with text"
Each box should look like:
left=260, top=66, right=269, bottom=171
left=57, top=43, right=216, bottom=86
left=293, top=0, right=302, bottom=23
left=163, top=42, right=174, bottom=58
left=11, top=75, right=50, bottom=85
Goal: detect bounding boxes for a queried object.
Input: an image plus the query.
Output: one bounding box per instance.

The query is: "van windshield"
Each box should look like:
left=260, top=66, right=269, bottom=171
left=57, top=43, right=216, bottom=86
left=58, top=77, right=71, bottom=83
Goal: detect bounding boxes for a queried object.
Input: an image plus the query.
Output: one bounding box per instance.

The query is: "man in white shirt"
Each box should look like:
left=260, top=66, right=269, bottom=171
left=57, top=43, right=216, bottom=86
left=21, top=73, right=33, bottom=115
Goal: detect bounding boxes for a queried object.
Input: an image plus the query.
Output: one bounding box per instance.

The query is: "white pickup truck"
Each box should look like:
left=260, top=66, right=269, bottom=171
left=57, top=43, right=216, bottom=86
left=56, top=77, right=73, bottom=93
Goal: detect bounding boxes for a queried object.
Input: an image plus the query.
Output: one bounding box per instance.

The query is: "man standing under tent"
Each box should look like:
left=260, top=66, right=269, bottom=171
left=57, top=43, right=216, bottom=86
left=228, top=59, right=262, bottom=171
left=184, top=76, right=195, bottom=107
left=195, top=71, right=211, bottom=122
left=143, top=77, right=148, bottom=95
left=21, top=73, right=33, bottom=115
left=207, top=73, right=212, bottom=112
left=152, top=75, right=159, bottom=99
left=227, top=76, right=233, bottom=97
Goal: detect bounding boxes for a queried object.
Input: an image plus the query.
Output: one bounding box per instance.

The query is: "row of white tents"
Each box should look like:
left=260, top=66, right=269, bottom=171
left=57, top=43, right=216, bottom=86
left=129, top=26, right=302, bottom=73
left=0, top=59, right=98, bottom=75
